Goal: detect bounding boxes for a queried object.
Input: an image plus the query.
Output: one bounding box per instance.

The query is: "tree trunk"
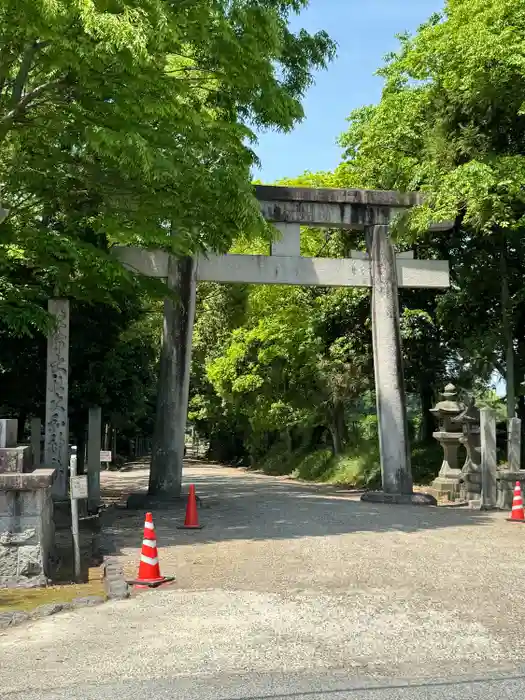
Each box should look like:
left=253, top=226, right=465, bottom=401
left=149, top=255, right=197, bottom=497
left=329, top=424, right=343, bottom=455
left=330, top=401, right=346, bottom=455
left=103, top=423, right=110, bottom=451
left=419, top=381, right=435, bottom=443
left=75, top=430, right=86, bottom=475
left=16, top=411, right=27, bottom=443
left=285, top=428, right=293, bottom=454
left=501, top=243, right=515, bottom=418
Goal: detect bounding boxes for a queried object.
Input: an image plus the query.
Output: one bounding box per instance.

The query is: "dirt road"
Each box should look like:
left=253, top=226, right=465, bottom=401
left=2, top=461, right=525, bottom=695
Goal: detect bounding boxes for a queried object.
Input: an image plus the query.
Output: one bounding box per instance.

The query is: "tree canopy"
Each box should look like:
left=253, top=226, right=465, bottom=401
left=0, top=0, right=335, bottom=333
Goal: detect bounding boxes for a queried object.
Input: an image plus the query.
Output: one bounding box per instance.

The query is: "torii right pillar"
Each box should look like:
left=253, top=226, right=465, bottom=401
left=363, top=224, right=415, bottom=503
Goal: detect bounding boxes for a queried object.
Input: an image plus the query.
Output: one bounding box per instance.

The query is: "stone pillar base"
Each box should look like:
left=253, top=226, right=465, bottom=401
left=460, top=471, right=482, bottom=503
left=496, top=471, right=525, bottom=511
left=361, top=491, right=437, bottom=506
left=0, top=445, right=32, bottom=474
left=431, top=476, right=461, bottom=499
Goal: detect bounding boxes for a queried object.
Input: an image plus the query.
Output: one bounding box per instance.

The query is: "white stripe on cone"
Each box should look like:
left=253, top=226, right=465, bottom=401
left=144, top=521, right=154, bottom=530
left=140, top=554, right=159, bottom=566
left=143, top=538, right=157, bottom=548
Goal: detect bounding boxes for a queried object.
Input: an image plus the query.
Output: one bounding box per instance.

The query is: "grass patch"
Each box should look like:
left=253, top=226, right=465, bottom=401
left=257, top=439, right=442, bottom=489
left=0, top=570, right=105, bottom=613
left=292, top=449, right=333, bottom=481
left=324, top=445, right=381, bottom=488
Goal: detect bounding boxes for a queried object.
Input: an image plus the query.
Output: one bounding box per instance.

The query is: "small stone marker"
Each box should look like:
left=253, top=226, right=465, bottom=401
left=87, top=406, right=102, bottom=511
left=508, top=417, right=522, bottom=471
left=480, top=408, right=497, bottom=509
left=0, top=419, right=18, bottom=448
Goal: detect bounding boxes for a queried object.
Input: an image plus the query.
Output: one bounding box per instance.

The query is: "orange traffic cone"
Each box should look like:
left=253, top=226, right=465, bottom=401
left=507, top=481, right=525, bottom=523
left=127, top=512, right=175, bottom=587
left=177, top=484, right=203, bottom=530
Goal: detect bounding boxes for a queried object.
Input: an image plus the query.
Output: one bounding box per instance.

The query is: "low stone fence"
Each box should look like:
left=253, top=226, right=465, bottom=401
left=0, top=419, right=57, bottom=587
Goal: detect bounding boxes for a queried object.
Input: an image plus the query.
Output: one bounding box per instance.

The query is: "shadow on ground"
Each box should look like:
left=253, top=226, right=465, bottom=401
left=101, top=460, right=494, bottom=558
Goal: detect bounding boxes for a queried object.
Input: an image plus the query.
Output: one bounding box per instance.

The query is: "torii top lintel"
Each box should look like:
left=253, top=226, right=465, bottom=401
left=254, top=185, right=423, bottom=229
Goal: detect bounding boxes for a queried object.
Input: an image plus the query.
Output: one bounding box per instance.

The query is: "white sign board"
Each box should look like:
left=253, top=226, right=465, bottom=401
left=70, top=474, right=88, bottom=500
left=100, top=450, right=112, bottom=463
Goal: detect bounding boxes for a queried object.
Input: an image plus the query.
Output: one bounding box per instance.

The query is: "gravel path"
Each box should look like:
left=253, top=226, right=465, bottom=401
left=2, top=461, right=525, bottom=695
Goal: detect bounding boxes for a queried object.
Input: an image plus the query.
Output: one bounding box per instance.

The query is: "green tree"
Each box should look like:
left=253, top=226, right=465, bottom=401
left=0, top=0, right=336, bottom=333
left=338, top=0, right=525, bottom=418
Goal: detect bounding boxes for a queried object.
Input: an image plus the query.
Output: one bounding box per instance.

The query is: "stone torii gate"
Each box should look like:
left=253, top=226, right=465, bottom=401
left=114, top=185, right=450, bottom=503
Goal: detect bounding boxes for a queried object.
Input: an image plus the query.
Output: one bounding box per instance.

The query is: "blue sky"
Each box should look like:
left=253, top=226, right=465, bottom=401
left=254, top=0, right=444, bottom=183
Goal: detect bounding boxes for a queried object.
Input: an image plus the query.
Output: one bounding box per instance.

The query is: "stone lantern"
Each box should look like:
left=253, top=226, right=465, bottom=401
left=430, top=384, right=465, bottom=497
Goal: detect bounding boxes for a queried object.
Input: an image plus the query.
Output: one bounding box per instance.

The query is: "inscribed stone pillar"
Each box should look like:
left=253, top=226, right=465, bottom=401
left=44, top=299, right=70, bottom=499
left=508, top=417, right=521, bottom=471
left=31, top=417, right=41, bottom=467
left=366, top=224, right=412, bottom=495
left=87, top=406, right=102, bottom=511
left=480, top=407, right=497, bottom=509
left=149, top=256, right=197, bottom=498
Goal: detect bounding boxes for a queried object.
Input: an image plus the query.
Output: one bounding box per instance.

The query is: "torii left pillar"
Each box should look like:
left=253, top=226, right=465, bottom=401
left=148, top=256, right=197, bottom=498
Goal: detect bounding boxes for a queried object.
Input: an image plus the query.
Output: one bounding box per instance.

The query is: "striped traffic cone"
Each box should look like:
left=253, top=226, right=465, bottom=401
left=507, top=482, right=525, bottom=523
left=177, top=484, right=204, bottom=530
left=127, top=512, right=175, bottom=588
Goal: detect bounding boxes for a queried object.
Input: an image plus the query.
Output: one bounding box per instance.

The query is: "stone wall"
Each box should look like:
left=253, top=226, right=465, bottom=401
left=0, top=419, right=56, bottom=587
left=0, top=472, right=56, bottom=586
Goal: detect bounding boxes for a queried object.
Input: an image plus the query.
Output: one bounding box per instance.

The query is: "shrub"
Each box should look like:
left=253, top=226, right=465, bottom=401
left=293, top=449, right=334, bottom=481
left=328, top=444, right=381, bottom=488
left=258, top=442, right=301, bottom=476
left=359, top=414, right=378, bottom=442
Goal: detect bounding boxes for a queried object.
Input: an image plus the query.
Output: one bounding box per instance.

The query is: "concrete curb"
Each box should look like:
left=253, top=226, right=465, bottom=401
left=102, top=557, right=131, bottom=601
left=0, top=560, right=131, bottom=633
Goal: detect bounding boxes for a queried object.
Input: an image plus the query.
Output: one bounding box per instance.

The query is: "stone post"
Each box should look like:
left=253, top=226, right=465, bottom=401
left=30, top=418, right=41, bottom=468
left=508, top=417, right=521, bottom=471
left=366, top=224, right=412, bottom=496
left=480, top=407, right=497, bottom=509
left=149, top=256, right=197, bottom=498
left=87, top=406, right=102, bottom=512
left=44, top=299, right=70, bottom=499
left=0, top=419, right=17, bottom=449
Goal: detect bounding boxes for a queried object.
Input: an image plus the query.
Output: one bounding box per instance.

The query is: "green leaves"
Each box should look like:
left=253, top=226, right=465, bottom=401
left=0, top=0, right=335, bottom=334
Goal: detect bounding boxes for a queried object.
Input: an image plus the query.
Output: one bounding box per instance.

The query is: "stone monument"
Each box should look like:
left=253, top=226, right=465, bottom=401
left=430, top=384, right=465, bottom=498
left=44, top=299, right=70, bottom=500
